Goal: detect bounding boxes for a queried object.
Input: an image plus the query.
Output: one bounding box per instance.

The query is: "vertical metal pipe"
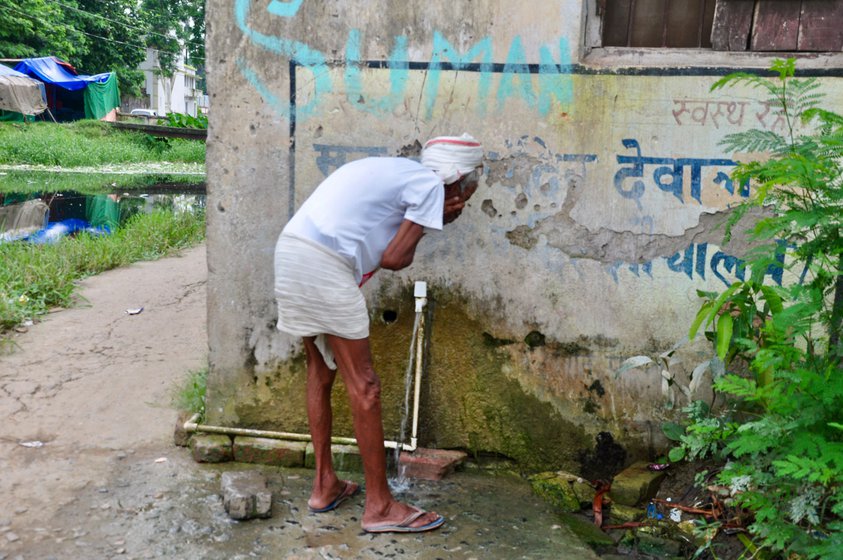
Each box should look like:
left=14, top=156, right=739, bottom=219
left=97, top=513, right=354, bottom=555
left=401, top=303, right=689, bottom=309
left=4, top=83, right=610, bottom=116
left=410, top=308, right=425, bottom=449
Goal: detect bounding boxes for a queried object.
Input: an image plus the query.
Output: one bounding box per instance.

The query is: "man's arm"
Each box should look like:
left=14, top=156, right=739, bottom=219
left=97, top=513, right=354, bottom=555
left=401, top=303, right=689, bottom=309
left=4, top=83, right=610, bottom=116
left=380, top=219, right=425, bottom=271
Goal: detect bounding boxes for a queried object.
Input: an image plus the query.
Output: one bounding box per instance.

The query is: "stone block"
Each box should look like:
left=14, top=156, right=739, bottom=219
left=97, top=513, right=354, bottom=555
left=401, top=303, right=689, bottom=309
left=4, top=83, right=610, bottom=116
left=221, top=471, right=272, bottom=520
left=609, top=461, right=666, bottom=506
left=173, top=411, right=193, bottom=447
left=530, top=471, right=596, bottom=513
left=556, top=513, right=614, bottom=550
left=190, top=434, right=233, bottom=463
left=304, top=443, right=364, bottom=472
left=233, top=437, right=306, bottom=467
left=636, top=532, right=683, bottom=558
left=398, top=448, right=467, bottom=481
left=607, top=503, right=643, bottom=524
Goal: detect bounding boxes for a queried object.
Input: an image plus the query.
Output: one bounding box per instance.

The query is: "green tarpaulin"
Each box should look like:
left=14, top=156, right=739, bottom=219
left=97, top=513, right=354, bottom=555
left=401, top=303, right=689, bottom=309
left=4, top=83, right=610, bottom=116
left=85, top=195, right=120, bottom=229
left=0, top=110, right=31, bottom=122
left=83, top=72, right=120, bottom=120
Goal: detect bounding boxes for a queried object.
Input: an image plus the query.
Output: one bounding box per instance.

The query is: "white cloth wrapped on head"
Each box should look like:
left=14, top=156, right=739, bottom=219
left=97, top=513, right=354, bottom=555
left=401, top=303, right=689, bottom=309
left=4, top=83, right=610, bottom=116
left=420, top=133, right=484, bottom=184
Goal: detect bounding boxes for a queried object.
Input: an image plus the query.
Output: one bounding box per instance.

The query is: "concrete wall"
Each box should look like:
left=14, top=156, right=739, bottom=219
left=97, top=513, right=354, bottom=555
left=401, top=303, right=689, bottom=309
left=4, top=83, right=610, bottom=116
left=205, top=0, right=843, bottom=472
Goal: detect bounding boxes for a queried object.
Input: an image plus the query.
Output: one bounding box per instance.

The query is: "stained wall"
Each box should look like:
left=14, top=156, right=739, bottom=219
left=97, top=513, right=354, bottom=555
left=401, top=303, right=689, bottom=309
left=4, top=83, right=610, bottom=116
left=204, top=0, right=843, bottom=470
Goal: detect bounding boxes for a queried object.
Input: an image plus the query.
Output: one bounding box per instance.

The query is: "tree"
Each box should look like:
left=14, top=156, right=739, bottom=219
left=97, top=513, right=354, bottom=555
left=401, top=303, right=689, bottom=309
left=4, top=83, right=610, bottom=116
left=72, top=0, right=150, bottom=97
left=0, top=0, right=205, bottom=99
left=141, top=0, right=205, bottom=76
left=140, top=0, right=205, bottom=112
left=0, top=0, right=85, bottom=60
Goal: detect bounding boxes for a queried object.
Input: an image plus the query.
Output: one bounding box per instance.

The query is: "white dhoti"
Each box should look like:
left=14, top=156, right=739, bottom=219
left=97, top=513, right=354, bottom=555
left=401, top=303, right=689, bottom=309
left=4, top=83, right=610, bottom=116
left=274, top=233, right=370, bottom=369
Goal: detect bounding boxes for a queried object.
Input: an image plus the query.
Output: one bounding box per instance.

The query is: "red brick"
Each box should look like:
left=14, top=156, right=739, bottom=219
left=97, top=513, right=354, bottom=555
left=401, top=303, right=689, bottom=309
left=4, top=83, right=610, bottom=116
left=398, top=448, right=467, bottom=481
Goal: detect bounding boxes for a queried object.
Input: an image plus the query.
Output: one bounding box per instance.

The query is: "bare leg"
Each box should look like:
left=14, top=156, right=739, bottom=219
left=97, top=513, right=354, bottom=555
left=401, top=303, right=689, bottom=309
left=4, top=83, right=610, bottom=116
left=326, top=334, right=442, bottom=530
left=303, top=337, right=353, bottom=510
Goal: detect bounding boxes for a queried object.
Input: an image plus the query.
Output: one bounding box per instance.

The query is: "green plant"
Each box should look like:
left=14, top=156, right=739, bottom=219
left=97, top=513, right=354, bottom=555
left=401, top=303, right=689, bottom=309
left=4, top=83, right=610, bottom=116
left=173, top=367, right=207, bottom=419
left=164, top=112, right=208, bottom=129
left=0, top=208, right=205, bottom=334
left=0, top=121, right=206, bottom=166
left=0, top=171, right=203, bottom=196
left=673, top=59, right=843, bottom=559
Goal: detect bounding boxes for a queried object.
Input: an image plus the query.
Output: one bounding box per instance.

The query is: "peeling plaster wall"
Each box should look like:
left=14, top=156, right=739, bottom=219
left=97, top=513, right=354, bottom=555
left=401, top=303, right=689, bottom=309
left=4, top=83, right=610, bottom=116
left=205, top=0, right=843, bottom=468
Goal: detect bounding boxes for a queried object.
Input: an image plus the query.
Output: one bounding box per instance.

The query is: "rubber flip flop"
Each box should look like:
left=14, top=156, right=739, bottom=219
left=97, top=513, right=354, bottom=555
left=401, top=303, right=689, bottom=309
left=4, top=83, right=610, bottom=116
left=308, top=481, right=360, bottom=513
left=362, top=506, right=445, bottom=534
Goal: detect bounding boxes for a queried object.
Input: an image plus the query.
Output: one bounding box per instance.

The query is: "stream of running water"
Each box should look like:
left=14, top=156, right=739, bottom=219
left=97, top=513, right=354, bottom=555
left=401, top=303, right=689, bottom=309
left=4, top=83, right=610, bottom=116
left=389, top=310, right=422, bottom=494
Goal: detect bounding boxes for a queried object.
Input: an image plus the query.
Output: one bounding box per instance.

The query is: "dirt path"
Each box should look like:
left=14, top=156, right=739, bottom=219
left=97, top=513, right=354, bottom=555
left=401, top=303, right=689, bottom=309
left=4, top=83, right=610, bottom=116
left=0, top=245, right=208, bottom=556
left=0, top=245, right=598, bottom=559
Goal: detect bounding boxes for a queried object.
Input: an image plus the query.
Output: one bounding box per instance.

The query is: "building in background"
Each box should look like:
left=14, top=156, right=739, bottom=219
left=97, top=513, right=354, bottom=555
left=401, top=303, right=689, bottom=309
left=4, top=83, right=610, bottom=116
left=137, top=47, right=202, bottom=117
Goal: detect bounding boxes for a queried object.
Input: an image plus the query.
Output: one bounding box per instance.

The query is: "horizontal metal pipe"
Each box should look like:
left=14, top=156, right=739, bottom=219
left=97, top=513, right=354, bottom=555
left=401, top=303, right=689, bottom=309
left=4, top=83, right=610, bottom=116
left=183, top=413, right=416, bottom=451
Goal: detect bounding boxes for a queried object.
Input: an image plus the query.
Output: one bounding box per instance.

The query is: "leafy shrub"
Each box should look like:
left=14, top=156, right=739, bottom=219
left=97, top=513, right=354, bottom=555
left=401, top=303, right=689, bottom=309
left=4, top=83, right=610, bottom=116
left=672, top=59, right=843, bottom=559
left=164, top=112, right=208, bottom=129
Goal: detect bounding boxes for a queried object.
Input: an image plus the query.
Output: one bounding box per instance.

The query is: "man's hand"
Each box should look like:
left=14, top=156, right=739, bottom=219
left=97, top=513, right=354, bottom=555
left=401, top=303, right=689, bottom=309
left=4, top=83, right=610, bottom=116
left=443, top=194, right=465, bottom=224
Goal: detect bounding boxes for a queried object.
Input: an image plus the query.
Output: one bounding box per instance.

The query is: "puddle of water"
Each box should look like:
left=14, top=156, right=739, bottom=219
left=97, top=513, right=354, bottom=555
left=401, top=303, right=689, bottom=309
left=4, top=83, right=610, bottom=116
left=0, top=172, right=204, bottom=243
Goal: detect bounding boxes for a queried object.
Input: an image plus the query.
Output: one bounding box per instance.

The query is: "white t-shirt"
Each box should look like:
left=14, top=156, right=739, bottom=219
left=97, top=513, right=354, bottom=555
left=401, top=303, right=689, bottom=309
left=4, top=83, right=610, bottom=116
left=283, top=157, right=445, bottom=284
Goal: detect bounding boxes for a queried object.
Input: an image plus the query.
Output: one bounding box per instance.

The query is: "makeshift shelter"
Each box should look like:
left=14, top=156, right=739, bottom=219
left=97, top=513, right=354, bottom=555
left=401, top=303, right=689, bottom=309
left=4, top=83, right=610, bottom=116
left=0, top=63, right=47, bottom=122
left=13, top=57, right=120, bottom=121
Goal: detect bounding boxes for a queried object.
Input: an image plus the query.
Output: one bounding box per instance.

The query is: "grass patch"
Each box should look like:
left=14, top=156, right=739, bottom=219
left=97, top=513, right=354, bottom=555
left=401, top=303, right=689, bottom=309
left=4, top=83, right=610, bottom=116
left=0, top=120, right=205, bottom=166
left=0, top=208, right=205, bottom=333
left=0, top=171, right=204, bottom=196
left=172, top=367, right=208, bottom=418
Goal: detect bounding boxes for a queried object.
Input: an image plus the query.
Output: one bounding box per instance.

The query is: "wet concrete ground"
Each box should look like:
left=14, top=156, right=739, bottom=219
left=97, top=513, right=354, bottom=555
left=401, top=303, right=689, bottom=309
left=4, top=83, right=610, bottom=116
left=0, top=245, right=600, bottom=560
left=6, top=446, right=599, bottom=559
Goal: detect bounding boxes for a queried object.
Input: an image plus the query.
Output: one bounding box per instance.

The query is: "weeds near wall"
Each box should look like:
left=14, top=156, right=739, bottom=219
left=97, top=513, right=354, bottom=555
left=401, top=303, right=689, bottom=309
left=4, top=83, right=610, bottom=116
left=173, top=367, right=207, bottom=420
left=669, top=59, right=843, bottom=559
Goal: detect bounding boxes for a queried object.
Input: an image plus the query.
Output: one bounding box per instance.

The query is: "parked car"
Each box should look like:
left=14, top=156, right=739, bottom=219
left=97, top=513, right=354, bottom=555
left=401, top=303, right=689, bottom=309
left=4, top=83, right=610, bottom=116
left=130, top=108, right=158, bottom=117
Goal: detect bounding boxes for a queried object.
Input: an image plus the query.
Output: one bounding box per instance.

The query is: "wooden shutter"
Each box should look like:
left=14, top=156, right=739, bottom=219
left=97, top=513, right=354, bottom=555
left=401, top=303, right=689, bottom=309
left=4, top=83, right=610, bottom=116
left=711, top=0, right=755, bottom=50
left=667, top=0, right=713, bottom=47
left=603, top=0, right=716, bottom=47
left=712, top=0, right=843, bottom=52
left=603, top=0, right=635, bottom=47
left=752, top=1, right=802, bottom=50
left=798, top=0, right=843, bottom=51
left=630, top=0, right=668, bottom=47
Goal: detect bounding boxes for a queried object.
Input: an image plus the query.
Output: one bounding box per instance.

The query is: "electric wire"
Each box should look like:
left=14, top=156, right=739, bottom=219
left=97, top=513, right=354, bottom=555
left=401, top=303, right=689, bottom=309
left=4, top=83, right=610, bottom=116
left=0, top=2, right=203, bottom=63
left=51, top=0, right=205, bottom=50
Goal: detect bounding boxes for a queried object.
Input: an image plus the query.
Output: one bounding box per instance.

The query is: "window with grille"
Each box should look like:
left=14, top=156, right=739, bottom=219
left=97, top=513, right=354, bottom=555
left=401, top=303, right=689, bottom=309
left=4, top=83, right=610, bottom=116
left=601, top=0, right=843, bottom=51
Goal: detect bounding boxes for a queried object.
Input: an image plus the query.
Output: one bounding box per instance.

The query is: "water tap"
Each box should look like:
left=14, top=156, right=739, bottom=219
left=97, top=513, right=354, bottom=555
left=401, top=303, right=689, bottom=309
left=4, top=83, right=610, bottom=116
left=414, top=281, right=427, bottom=312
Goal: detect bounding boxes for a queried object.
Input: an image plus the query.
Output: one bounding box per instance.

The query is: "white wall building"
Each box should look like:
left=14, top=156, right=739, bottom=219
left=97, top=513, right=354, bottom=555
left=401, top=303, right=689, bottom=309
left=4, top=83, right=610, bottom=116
left=138, top=47, right=201, bottom=117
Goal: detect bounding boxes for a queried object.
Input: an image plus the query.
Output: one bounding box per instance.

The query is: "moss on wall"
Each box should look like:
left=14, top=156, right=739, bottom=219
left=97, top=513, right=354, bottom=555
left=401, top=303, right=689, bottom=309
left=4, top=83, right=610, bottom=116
left=225, top=284, right=601, bottom=473
left=416, top=288, right=592, bottom=472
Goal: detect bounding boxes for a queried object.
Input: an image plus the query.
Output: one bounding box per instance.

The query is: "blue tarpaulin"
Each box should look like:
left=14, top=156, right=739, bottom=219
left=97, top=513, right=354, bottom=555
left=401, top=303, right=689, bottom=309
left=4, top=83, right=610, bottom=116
left=14, top=57, right=111, bottom=91
left=0, top=63, right=30, bottom=78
